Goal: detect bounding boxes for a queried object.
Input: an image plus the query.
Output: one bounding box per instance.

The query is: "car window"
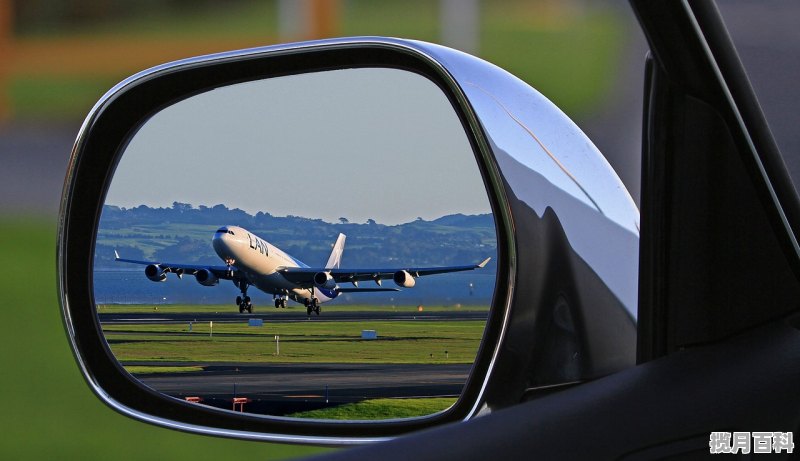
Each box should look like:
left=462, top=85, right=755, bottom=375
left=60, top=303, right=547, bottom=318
left=717, top=0, right=800, bottom=192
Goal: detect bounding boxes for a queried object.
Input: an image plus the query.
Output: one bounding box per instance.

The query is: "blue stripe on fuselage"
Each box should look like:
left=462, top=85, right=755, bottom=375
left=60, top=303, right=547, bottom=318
left=287, top=254, right=309, bottom=268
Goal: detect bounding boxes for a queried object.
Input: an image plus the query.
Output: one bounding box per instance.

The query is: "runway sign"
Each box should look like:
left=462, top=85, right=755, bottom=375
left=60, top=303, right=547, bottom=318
left=361, top=330, right=377, bottom=340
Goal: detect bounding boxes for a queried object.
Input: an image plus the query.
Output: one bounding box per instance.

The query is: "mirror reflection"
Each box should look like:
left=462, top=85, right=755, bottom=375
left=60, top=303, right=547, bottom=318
left=94, top=68, right=497, bottom=420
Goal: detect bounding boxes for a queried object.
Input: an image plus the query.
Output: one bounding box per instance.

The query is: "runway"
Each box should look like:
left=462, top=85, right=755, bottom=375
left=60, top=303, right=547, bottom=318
left=128, top=362, right=470, bottom=416
left=99, top=308, right=488, bottom=325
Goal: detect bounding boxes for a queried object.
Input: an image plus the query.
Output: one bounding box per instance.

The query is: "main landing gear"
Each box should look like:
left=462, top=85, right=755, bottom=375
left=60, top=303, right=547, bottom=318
left=236, top=295, right=252, bottom=313
left=273, top=295, right=287, bottom=309
left=304, top=286, right=320, bottom=315
left=235, top=280, right=252, bottom=313
left=305, top=297, right=320, bottom=316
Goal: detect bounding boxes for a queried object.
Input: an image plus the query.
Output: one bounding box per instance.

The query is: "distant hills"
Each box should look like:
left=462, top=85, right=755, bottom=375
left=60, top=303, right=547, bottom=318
left=95, top=203, right=497, bottom=270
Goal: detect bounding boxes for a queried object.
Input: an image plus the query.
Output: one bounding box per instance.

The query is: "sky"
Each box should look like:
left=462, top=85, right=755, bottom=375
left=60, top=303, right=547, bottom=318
left=105, top=67, right=492, bottom=225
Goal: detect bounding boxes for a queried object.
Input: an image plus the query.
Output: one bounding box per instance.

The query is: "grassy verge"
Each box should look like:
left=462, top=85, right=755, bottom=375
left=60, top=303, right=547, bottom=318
left=0, top=218, right=325, bottom=459
left=482, top=9, right=624, bottom=116
left=103, top=319, right=485, bottom=364
left=124, top=365, right=204, bottom=374
left=289, top=397, right=457, bottom=420
left=9, top=76, right=119, bottom=120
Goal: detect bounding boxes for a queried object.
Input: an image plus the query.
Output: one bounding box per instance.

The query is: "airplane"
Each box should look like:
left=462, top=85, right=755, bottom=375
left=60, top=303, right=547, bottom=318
left=114, top=225, right=491, bottom=315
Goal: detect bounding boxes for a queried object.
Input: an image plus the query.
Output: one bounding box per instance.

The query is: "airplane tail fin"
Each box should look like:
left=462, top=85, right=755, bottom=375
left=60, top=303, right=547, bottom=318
left=325, top=233, right=346, bottom=269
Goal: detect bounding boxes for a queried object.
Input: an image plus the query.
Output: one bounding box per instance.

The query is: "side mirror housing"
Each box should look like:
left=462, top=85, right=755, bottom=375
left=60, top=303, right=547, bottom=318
left=59, top=37, right=638, bottom=443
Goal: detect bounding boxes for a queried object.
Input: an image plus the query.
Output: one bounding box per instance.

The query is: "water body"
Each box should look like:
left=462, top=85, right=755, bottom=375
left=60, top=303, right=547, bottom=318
left=94, top=270, right=496, bottom=306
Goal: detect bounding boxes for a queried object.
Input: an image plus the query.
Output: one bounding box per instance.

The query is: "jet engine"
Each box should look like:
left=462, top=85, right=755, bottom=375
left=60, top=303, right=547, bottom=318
left=195, top=268, right=219, bottom=286
left=393, top=270, right=416, bottom=288
left=314, top=271, right=337, bottom=290
left=145, top=264, right=167, bottom=282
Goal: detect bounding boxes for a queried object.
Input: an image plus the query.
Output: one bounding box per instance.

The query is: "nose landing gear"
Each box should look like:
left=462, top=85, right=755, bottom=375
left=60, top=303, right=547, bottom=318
left=224, top=259, right=235, bottom=278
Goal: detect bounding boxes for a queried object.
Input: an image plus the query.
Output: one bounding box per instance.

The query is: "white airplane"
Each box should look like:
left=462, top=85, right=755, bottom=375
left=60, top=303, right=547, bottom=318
left=115, top=225, right=490, bottom=315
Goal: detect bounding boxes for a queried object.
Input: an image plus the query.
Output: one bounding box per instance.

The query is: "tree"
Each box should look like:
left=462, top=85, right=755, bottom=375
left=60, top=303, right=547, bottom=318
left=172, top=201, right=192, bottom=212
left=339, top=217, right=349, bottom=224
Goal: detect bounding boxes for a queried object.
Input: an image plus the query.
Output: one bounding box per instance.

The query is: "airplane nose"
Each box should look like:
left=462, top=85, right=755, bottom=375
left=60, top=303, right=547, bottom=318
left=213, top=226, right=239, bottom=258
left=213, top=225, right=248, bottom=253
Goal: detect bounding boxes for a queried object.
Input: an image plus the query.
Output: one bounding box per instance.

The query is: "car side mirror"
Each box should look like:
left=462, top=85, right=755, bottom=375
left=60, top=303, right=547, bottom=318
left=59, top=37, right=639, bottom=444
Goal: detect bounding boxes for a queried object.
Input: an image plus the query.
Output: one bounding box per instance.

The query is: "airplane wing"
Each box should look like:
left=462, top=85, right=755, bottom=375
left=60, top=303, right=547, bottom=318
left=114, top=251, right=238, bottom=280
left=277, top=258, right=491, bottom=288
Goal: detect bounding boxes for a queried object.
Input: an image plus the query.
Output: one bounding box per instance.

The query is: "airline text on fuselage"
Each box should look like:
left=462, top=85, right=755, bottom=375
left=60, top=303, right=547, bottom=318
left=248, top=232, right=269, bottom=257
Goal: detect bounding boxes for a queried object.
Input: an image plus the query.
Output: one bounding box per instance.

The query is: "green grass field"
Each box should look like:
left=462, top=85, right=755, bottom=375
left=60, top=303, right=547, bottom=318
left=103, top=316, right=485, bottom=365
left=125, top=365, right=205, bottom=374
left=289, top=397, right=458, bottom=420
left=0, top=218, right=327, bottom=460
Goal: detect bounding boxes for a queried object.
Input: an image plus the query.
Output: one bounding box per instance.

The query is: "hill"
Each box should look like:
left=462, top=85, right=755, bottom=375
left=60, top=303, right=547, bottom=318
left=95, top=203, right=497, bottom=270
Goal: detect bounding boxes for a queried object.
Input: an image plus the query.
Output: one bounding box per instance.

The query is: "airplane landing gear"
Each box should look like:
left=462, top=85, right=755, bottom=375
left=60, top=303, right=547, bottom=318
left=235, top=281, right=252, bottom=313
left=305, top=298, right=320, bottom=316
left=304, top=287, right=320, bottom=316
left=237, top=295, right=252, bottom=313
left=273, top=294, right=288, bottom=309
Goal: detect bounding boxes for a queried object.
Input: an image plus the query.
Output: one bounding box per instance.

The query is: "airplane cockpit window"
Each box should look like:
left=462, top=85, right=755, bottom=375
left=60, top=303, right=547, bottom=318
left=93, top=67, right=497, bottom=421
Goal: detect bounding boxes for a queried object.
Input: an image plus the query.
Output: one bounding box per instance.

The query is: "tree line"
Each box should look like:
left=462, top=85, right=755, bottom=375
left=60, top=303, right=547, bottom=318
left=95, top=203, right=497, bottom=270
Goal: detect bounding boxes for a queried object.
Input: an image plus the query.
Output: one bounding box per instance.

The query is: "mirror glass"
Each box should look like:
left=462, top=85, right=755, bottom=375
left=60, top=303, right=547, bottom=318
left=94, top=67, right=496, bottom=420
